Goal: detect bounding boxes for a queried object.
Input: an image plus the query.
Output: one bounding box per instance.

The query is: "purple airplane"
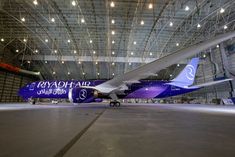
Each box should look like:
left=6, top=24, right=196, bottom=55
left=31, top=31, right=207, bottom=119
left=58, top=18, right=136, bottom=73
left=18, top=58, right=232, bottom=106
left=18, top=32, right=235, bottom=106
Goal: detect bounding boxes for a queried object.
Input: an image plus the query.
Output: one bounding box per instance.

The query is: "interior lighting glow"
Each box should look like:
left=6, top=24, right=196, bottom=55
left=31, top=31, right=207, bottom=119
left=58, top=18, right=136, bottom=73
left=216, top=44, right=220, bottom=48
left=176, top=43, right=179, bottom=46
left=131, top=52, right=134, bottom=55
left=97, top=73, right=100, bottom=75
left=224, top=25, right=228, bottom=30
left=95, top=61, right=98, bottom=65
left=54, top=50, right=57, bottom=53
left=33, top=0, right=38, bottom=5
left=112, top=51, right=115, bottom=55
left=82, top=72, right=85, bottom=75
left=112, top=40, right=115, bottom=44
left=45, top=39, right=48, bottom=42
left=81, top=18, right=85, bottom=23
left=220, top=8, right=225, bottom=14
left=112, top=73, right=115, bottom=76
left=169, top=22, right=173, bottom=27
left=197, top=23, right=201, bottom=28
left=129, top=62, right=132, bottom=65
left=68, top=72, right=71, bottom=75
left=45, top=61, right=47, bottom=63
left=112, top=62, right=115, bottom=66
left=111, top=30, right=115, bottom=35
left=111, top=19, right=115, bottom=24
left=148, top=3, right=153, bottom=9
left=67, top=39, right=71, bottom=43
left=140, top=20, right=144, bottom=25
left=72, top=1, right=76, bottom=6
left=78, top=61, right=81, bottom=64
left=74, top=50, right=77, bottom=54
left=93, top=51, right=96, bottom=54
left=16, top=49, right=19, bottom=52
left=23, top=39, right=27, bottom=42
left=185, top=6, right=190, bottom=11
left=110, top=1, right=115, bottom=7
left=90, top=40, right=92, bottom=43
left=133, top=41, right=136, bottom=45
left=150, top=52, right=153, bottom=56
left=53, top=71, right=56, bottom=75
left=51, top=18, right=55, bottom=23
left=21, top=17, right=25, bottom=22
left=62, top=61, right=64, bottom=64
left=1, top=38, right=4, bottom=42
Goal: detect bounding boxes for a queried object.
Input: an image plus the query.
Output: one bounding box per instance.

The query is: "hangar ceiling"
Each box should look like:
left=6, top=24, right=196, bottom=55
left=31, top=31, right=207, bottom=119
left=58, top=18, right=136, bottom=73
left=0, top=0, right=234, bottom=80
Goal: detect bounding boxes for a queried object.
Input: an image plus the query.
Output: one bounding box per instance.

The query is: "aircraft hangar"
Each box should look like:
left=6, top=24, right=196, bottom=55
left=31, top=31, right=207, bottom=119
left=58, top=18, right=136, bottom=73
left=0, top=0, right=235, bottom=156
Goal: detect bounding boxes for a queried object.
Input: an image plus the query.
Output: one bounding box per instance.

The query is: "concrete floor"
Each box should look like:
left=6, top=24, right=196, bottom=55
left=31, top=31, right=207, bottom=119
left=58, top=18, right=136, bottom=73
left=1, top=103, right=235, bottom=157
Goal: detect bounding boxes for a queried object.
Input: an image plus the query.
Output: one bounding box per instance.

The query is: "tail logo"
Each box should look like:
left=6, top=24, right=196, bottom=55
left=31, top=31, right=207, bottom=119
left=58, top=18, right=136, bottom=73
left=79, top=89, right=87, bottom=100
left=185, top=65, right=195, bottom=80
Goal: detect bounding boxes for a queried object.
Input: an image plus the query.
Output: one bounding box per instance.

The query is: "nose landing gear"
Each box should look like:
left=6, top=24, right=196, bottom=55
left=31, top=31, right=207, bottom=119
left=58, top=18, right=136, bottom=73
left=109, top=100, right=121, bottom=107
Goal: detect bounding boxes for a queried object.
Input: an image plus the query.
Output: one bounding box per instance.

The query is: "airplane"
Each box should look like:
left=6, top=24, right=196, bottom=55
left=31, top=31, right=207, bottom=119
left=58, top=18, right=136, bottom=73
left=18, top=31, right=235, bottom=106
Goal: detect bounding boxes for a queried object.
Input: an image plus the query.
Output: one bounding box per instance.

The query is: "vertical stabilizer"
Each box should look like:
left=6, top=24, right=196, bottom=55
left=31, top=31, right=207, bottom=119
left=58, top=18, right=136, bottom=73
left=171, top=58, right=199, bottom=87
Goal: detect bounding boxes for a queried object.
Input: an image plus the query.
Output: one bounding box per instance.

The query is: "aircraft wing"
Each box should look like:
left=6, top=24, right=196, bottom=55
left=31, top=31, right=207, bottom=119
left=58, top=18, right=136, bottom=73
left=84, top=31, right=235, bottom=94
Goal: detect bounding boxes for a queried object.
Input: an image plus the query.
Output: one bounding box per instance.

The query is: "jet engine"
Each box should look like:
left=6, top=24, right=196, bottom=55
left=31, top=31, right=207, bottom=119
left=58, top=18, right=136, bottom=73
left=68, top=87, right=94, bottom=104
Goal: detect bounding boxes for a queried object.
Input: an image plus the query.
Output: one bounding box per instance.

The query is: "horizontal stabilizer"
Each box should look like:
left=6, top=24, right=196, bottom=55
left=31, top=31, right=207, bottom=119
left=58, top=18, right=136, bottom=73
left=190, top=78, right=233, bottom=88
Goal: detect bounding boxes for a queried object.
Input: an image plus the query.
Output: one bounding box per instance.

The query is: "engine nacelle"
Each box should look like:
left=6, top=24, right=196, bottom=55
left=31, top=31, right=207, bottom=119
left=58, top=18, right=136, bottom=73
left=68, top=87, right=94, bottom=104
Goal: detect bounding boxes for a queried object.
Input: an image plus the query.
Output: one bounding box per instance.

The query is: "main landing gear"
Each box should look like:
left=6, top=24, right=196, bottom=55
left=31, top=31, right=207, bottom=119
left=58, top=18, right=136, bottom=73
left=109, top=100, right=121, bottom=107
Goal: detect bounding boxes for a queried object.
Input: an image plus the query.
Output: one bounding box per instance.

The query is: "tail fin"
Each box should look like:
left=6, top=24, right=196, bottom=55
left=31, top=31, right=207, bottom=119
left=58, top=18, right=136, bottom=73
left=171, top=58, right=199, bottom=87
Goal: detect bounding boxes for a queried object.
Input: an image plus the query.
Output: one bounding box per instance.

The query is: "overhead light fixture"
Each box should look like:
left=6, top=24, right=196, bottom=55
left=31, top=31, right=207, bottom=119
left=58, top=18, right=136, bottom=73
left=51, top=18, right=55, bottom=23
left=95, top=61, right=98, bottom=65
left=21, top=17, right=25, bottom=22
left=54, top=50, right=57, bottom=53
left=129, top=62, right=132, bottom=65
left=33, top=0, right=38, bottom=5
left=177, top=64, right=180, bottom=67
left=97, top=72, right=100, bottom=75
left=90, top=40, right=92, bottom=43
left=169, top=22, right=173, bottom=27
left=16, top=49, right=19, bottom=52
left=27, top=61, right=31, bottom=64
left=140, top=20, right=144, bottom=25
left=62, top=61, right=64, bottom=64
left=1, top=38, right=4, bottom=42
left=112, top=73, right=115, bottom=76
left=35, top=49, right=38, bottom=53
left=197, top=23, right=201, bottom=28
left=93, top=51, right=96, bottom=54
left=112, top=62, right=115, bottom=66
left=112, top=51, right=115, bottom=55
left=111, top=30, right=115, bottom=35
left=71, top=0, right=76, bottom=6
left=176, top=43, right=179, bottom=46
left=170, top=74, right=173, bottom=77
left=220, top=8, right=225, bottom=14
left=203, top=54, right=206, bottom=58
left=23, top=38, right=27, bottom=42
left=110, top=1, right=115, bottom=7
left=53, top=71, right=56, bottom=75
left=216, top=44, right=220, bottom=48
left=68, top=72, right=71, bottom=75
left=148, top=3, right=153, bottom=9
left=81, top=18, right=85, bottom=23
left=185, top=6, right=190, bottom=11
left=45, top=39, right=48, bottom=42
left=131, top=52, right=134, bottom=55
left=150, top=52, right=153, bottom=56
left=112, top=40, right=115, bottom=44
left=78, top=61, right=81, bottom=64
left=224, top=25, right=228, bottom=30
left=133, top=41, right=136, bottom=45
left=111, top=19, right=115, bottom=24
left=82, top=72, right=85, bottom=75
left=74, top=50, right=77, bottom=54
left=67, top=39, right=71, bottom=43
left=45, top=61, right=47, bottom=63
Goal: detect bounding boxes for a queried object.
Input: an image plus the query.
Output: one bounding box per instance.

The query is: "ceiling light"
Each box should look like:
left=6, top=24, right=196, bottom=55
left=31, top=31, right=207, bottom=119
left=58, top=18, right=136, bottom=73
left=81, top=18, right=85, bottom=23
left=45, top=39, right=48, bottom=42
left=110, top=1, right=115, bottom=7
left=1, top=38, right=4, bottom=42
left=111, top=30, right=115, bottom=35
left=216, top=44, right=220, bottom=48
left=220, top=8, right=225, bottom=14
left=68, top=72, right=71, bottom=75
left=62, top=61, right=64, bottom=64
left=140, top=20, right=144, bottom=25
left=16, top=49, right=19, bottom=52
left=133, top=41, right=136, bottom=45
left=129, top=62, right=132, bottom=65
left=53, top=71, right=56, bottom=75
left=177, top=64, right=180, bottom=67
left=145, top=88, right=148, bottom=91
left=111, top=19, right=115, bottom=24
left=170, top=74, right=173, bottom=77
left=95, top=61, right=98, bottom=65
left=176, top=43, right=179, bottom=46
left=23, top=39, right=27, bottom=42
left=112, top=73, right=115, bottom=76
left=169, top=22, right=173, bottom=27
left=203, top=54, right=206, bottom=58
left=148, top=3, right=153, bottom=9
left=131, top=52, right=134, bottom=55
left=27, top=61, right=31, bottom=64
left=51, top=18, right=55, bottom=23
left=35, top=49, right=38, bottom=53
left=97, top=73, right=100, bottom=75
left=78, top=61, right=81, bottom=64
left=67, top=39, right=71, bottom=43
left=33, top=0, right=38, bottom=5
left=197, top=23, right=201, bottom=28
left=54, top=50, right=57, bottom=53
left=185, top=6, right=190, bottom=11
left=112, top=40, right=115, bottom=44
left=71, top=0, right=76, bottom=6
left=82, top=72, right=85, bottom=75
left=112, top=51, right=115, bottom=55
left=45, top=61, right=47, bottom=63
left=90, top=40, right=92, bottom=43
left=150, top=52, right=153, bottom=56
left=21, top=17, right=25, bottom=22
left=224, top=25, right=228, bottom=30
left=112, top=62, right=115, bottom=66
left=74, top=50, right=77, bottom=54
left=93, top=51, right=96, bottom=54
